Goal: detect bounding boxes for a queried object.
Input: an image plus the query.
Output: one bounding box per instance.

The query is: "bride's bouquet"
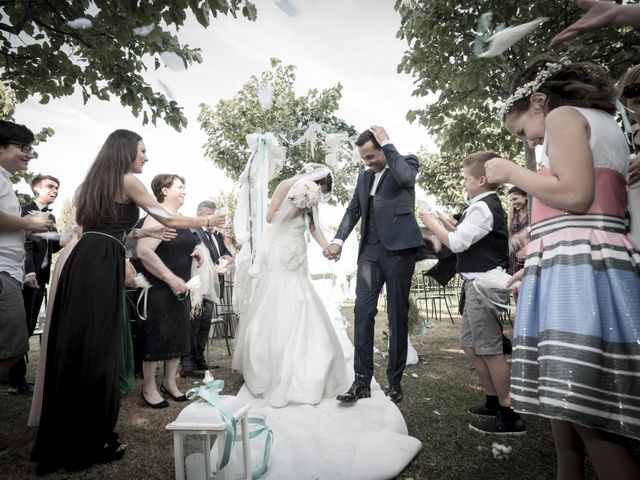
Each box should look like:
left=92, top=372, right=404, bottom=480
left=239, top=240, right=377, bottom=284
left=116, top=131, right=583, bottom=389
left=288, top=180, right=321, bottom=209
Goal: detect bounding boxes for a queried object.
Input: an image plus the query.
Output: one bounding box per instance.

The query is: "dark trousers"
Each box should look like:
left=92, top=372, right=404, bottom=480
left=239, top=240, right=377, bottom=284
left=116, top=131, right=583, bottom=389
left=181, top=298, right=214, bottom=370
left=354, top=243, right=416, bottom=387
left=8, top=284, right=44, bottom=386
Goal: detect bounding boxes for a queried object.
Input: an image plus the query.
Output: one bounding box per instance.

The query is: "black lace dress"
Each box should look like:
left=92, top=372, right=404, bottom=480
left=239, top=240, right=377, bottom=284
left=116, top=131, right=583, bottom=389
left=135, top=220, right=197, bottom=361
left=32, top=202, right=139, bottom=473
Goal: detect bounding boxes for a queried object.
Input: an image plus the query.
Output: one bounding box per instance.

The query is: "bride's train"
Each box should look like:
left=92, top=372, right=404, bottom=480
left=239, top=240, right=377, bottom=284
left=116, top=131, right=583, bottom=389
left=235, top=300, right=422, bottom=480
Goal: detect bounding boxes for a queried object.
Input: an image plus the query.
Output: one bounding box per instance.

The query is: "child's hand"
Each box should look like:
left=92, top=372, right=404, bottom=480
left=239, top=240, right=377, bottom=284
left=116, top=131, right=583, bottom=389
left=506, top=269, right=524, bottom=300
left=419, top=211, right=438, bottom=228
left=485, top=157, right=515, bottom=185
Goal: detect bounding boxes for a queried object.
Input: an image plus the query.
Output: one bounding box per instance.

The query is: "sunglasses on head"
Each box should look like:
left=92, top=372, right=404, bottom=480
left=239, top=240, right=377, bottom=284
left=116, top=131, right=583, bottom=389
left=622, top=83, right=640, bottom=99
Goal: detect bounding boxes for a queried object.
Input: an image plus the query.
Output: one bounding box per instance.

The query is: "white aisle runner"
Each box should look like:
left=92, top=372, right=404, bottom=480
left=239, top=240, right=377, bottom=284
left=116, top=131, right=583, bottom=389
left=234, top=302, right=422, bottom=480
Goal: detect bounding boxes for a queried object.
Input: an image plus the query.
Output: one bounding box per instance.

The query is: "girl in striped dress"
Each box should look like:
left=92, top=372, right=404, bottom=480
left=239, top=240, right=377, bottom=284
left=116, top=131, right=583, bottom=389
left=486, top=59, right=640, bottom=479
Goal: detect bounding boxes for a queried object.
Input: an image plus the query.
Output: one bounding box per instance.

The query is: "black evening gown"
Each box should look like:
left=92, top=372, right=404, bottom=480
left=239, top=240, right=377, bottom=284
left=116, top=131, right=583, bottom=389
left=32, top=203, right=139, bottom=473
left=135, top=221, right=197, bottom=361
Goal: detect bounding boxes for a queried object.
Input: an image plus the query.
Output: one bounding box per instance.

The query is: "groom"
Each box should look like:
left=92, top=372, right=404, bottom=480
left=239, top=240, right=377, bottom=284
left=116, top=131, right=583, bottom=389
left=324, top=126, right=423, bottom=403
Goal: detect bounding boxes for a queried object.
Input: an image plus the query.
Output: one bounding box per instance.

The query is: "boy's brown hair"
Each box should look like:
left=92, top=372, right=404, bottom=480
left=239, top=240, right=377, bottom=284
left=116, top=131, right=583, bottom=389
left=462, top=151, right=501, bottom=191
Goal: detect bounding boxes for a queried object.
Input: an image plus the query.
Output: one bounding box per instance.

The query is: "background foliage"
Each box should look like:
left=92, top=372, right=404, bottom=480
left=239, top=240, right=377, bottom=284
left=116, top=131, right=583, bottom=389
left=198, top=58, right=359, bottom=204
left=395, top=0, right=640, bottom=210
left=0, top=0, right=257, bottom=131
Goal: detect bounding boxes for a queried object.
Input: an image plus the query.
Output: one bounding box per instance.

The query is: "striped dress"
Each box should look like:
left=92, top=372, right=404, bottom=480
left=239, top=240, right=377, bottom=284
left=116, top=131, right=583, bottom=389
left=511, top=107, right=640, bottom=440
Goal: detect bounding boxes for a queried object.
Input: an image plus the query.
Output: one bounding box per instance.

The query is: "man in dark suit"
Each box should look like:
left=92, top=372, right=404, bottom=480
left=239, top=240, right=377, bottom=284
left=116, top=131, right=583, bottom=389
left=9, top=174, right=60, bottom=396
left=181, top=200, right=232, bottom=378
left=324, top=126, right=423, bottom=404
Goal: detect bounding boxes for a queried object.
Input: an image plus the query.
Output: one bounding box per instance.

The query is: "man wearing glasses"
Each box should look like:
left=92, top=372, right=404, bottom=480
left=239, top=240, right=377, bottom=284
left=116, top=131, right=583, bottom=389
left=0, top=121, right=53, bottom=383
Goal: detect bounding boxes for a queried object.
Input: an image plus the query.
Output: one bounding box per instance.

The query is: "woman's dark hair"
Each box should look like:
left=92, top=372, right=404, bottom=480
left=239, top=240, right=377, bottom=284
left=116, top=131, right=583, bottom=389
left=507, top=58, right=616, bottom=118
left=151, top=174, right=185, bottom=203
left=507, top=186, right=527, bottom=197
left=76, top=129, right=142, bottom=228
left=315, top=172, right=333, bottom=193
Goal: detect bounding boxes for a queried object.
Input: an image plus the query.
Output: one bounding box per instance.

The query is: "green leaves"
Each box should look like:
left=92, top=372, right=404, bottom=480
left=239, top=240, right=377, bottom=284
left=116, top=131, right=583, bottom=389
left=0, top=0, right=259, bottom=132
left=396, top=0, right=640, bottom=208
left=198, top=59, right=358, bottom=203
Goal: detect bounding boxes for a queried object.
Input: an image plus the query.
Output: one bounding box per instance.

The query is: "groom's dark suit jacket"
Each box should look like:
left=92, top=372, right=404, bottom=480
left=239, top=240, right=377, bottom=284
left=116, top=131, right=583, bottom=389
left=334, top=144, right=423, bottom=254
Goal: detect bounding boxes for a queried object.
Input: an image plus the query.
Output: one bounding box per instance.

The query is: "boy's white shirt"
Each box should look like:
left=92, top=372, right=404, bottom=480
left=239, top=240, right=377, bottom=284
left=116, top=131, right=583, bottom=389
left=448, top=191, right=496, bottom=280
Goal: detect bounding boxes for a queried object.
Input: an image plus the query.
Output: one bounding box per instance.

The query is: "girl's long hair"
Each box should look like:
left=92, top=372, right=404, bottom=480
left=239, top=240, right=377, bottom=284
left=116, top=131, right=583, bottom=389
left=75, top=129, right=141, bottom=228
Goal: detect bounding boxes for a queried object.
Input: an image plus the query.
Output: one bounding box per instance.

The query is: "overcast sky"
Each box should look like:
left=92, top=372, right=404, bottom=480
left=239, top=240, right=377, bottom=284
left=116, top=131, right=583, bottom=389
left=13, top=0, right=436, bottom=217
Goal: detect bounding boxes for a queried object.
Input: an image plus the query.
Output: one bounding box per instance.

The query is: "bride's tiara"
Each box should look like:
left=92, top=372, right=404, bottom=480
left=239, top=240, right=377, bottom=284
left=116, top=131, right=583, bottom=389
left=498, top=62, right=564, bottom=120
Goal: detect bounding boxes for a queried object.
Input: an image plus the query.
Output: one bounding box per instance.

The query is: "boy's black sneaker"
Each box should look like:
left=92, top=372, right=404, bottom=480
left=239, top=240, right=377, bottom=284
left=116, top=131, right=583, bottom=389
left=469, top=412, right=526, bottom=436
left=468, top=403, right=498, bottom=416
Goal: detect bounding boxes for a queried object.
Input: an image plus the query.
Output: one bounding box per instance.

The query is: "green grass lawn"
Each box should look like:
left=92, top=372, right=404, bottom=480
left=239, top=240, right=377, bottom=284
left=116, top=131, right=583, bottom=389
left=0, top=300, right=629, bottom=479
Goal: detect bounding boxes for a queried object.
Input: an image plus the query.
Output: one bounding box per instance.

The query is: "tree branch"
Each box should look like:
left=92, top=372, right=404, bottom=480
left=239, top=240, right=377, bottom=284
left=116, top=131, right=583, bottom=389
left=33, top=19, right=94, bottom=50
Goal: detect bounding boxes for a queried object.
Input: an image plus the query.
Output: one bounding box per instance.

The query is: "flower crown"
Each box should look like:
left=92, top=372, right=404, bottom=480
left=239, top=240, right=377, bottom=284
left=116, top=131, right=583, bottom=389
left=498, top=62, right=564, bottom=119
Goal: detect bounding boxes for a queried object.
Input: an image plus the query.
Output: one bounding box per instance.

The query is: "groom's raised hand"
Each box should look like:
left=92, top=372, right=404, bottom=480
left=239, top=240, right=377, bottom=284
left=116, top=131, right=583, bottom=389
left=369, top=125, right=390, bottom=146
left=323, top=243, right=342, bottom=261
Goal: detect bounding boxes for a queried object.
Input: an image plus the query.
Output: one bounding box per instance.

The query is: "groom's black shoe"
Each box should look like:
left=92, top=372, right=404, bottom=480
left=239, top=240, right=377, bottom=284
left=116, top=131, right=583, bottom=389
left=386, top=384, right=403, bottom=404
left=337, top=380, right=371, bottom=403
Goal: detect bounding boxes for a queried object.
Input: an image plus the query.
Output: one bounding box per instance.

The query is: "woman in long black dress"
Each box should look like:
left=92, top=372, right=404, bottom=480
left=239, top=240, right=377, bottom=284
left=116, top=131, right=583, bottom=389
left=135, top=174, right=199, bottom=407
left=32, top=130, right=225, bottom=474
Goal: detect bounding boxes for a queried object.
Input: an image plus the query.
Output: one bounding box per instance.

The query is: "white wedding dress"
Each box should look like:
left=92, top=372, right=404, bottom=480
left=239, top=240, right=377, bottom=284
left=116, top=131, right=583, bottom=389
left=231, top=199, right=348, bottom=408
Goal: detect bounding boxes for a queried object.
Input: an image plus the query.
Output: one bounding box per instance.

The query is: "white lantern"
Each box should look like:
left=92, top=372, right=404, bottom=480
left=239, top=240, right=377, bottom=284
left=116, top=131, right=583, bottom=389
left=166, top=396, right=252, bottom=480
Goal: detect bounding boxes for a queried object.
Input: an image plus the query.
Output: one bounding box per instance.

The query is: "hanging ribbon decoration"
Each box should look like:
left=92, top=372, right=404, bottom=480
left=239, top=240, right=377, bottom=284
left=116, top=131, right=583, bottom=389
left=185, top=379, right=237, bottom=471
left=236, top=416, right=274, bottom=480
left=134, top=274, right=152, bottom=320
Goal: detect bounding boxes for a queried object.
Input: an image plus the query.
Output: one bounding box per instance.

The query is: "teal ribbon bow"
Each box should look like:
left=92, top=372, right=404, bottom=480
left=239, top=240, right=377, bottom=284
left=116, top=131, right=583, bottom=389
left=185, top=379, right=237, bottom=472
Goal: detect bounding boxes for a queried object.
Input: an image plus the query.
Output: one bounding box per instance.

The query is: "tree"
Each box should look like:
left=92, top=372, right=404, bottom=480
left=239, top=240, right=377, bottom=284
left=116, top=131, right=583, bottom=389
left=395, top=0, right=640, bottom=206
left=198, top=58, right=359, bottom=204
left=0, top=0, right=257, bottom=131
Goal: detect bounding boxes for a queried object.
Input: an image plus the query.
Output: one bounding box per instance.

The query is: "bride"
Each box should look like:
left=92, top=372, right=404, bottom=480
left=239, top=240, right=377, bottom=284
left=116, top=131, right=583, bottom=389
left=232, top=163, right=349, bottom=408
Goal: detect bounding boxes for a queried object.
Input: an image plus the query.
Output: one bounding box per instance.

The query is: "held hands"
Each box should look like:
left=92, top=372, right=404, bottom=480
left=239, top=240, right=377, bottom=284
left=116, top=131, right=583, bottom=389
left=323, top=243, right=342, bottom=261
left=369, top=125, right=389, bottom=145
